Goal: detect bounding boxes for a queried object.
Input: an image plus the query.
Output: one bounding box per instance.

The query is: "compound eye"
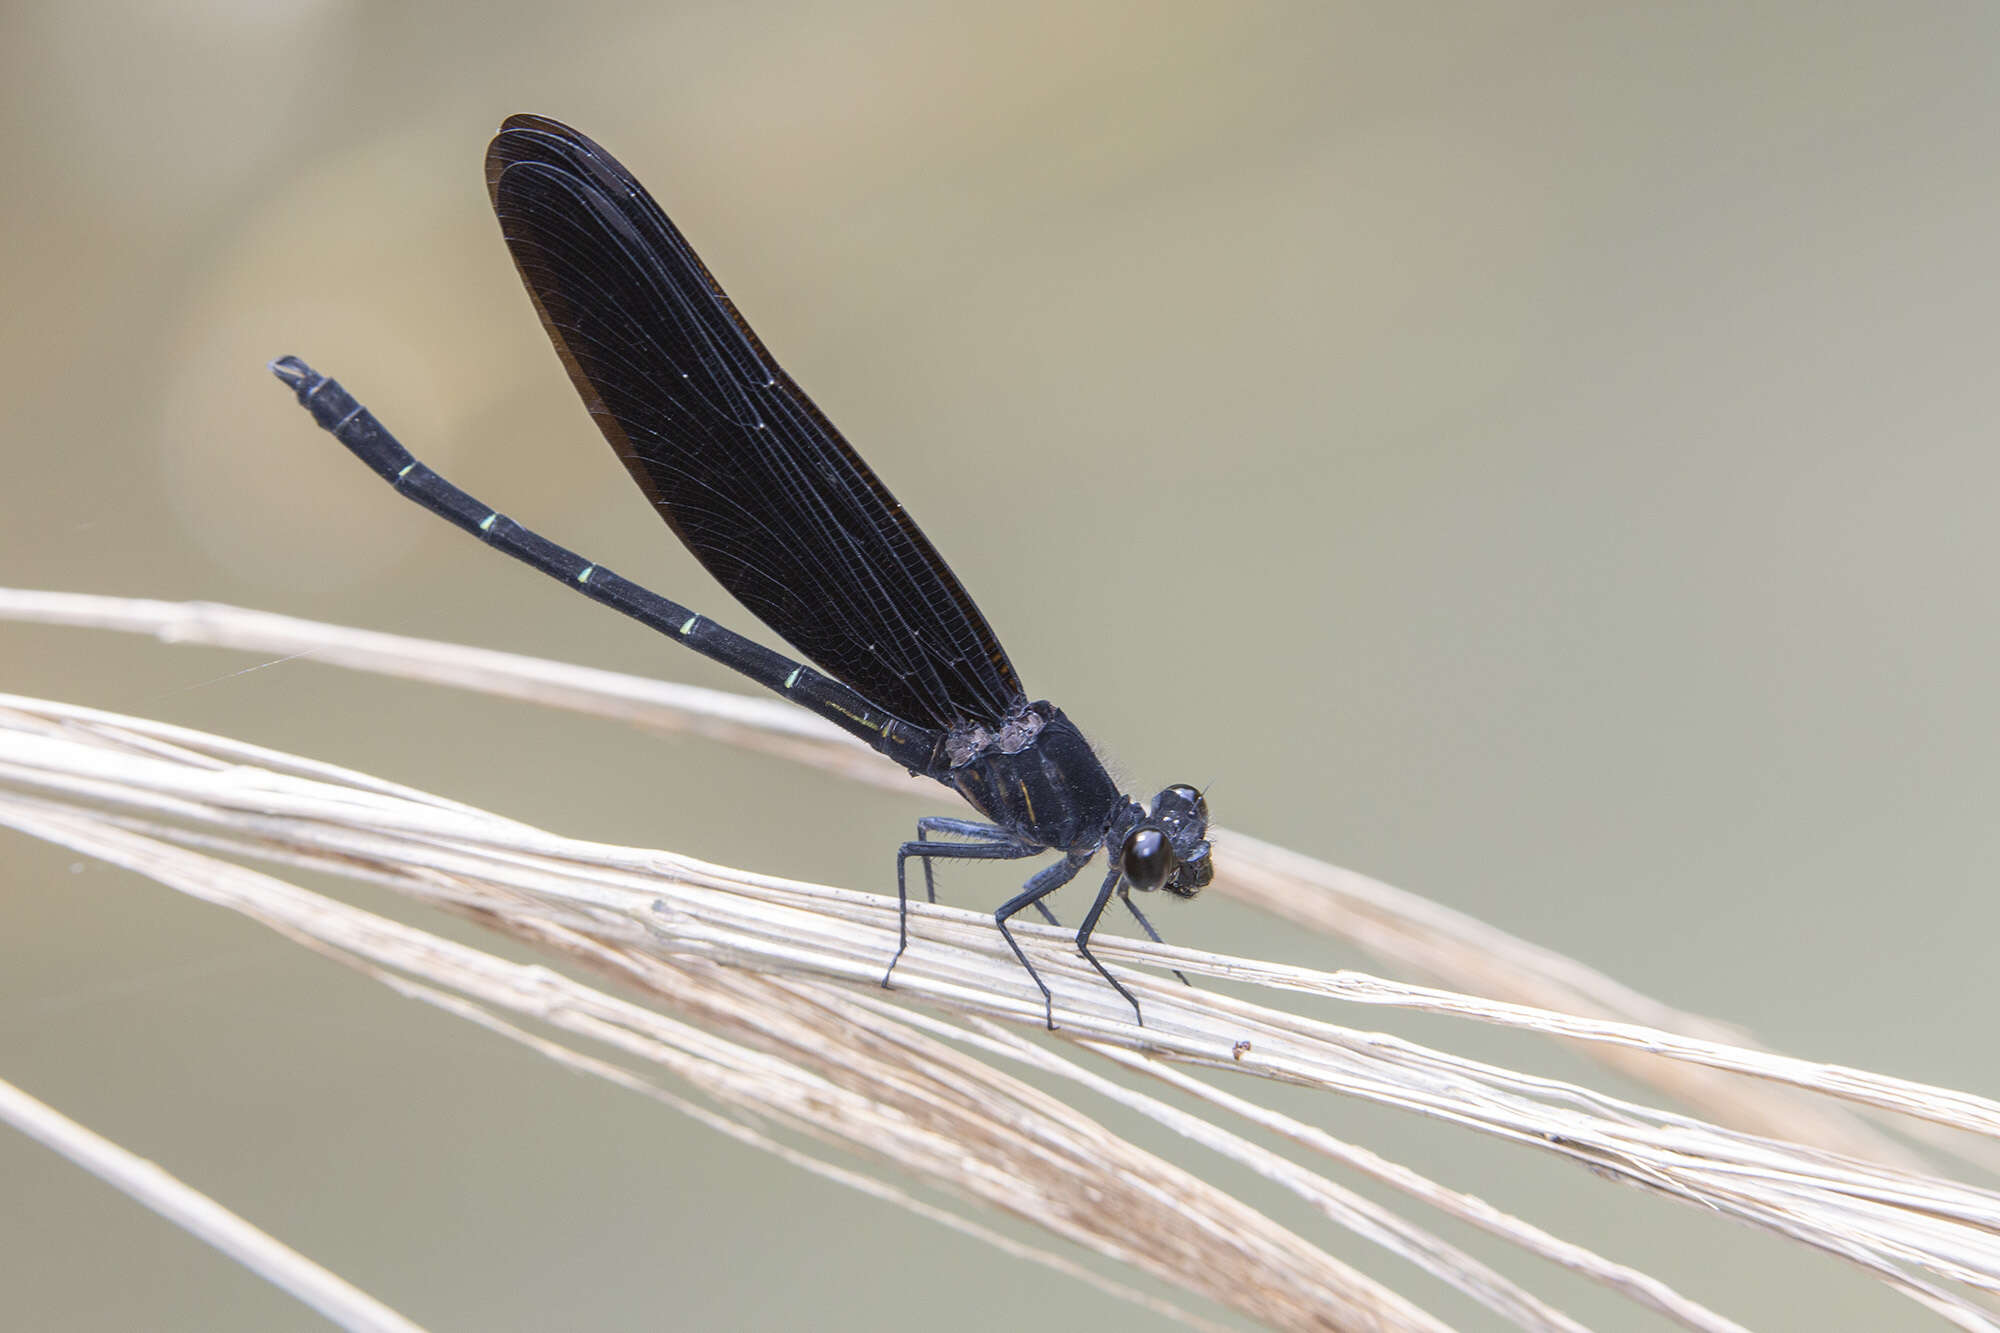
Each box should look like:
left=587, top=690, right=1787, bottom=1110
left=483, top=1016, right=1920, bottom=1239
left=1121, top=826, right=1175, bottom=892
left=1157, top=784, right=1208, bottom=823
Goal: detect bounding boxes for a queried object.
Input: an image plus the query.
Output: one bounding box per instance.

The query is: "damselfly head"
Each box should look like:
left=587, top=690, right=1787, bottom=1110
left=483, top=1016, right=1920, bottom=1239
left=1121, top=784, right=1211, bottom=898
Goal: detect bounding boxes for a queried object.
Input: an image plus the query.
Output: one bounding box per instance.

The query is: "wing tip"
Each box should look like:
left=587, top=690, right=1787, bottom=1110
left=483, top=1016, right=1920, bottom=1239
left=486, top=113, right=611, bottom=199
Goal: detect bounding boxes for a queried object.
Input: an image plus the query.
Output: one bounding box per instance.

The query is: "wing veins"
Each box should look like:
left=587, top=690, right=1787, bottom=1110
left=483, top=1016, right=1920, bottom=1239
left=485, top=116, right=1025, bottom=729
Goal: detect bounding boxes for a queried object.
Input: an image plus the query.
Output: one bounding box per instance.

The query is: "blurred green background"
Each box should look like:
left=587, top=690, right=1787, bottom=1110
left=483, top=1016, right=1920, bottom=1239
left=3, top=3, right=1997, bottom=1329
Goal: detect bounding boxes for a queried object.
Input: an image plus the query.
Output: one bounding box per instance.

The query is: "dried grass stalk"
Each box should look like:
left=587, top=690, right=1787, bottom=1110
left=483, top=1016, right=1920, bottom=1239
left=0, top=589, right=1943, bottom=1171
left=0, top=1073, right=425, bottom=1333
left=3, top=590, right=1999, bottom=1330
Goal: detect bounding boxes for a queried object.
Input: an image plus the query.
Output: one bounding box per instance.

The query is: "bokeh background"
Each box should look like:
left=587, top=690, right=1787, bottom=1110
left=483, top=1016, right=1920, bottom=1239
left=4, top=4, right=1998, bottom=1329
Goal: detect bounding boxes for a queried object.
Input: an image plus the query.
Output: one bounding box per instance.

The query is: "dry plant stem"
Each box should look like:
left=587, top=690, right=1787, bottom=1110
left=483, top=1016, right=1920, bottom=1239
left=508, top=911, right=1447, bottom=1331
left=368, top=975, right=1240, bottom=1333
left=6, top=708, right=2000, bottom=1238
left=426, top=878, right=1659, bottom=1330
left=0, top=1075, right=426, bottom=1333
left=2, top=692, right=1995, bottom=1144
left=925, top=1014, right=1624, bottom=1333
left=860, top=1000, right=1746, bottom=1333
left=3, top=799, right=1441, bottom=1333
left=1151, top=964, right=2000, bottom=1143
left=0, top=588, right=893, bottom=782
left=1091, top=1045, right=1745, bottom=1331
left=1215, top=834, right=1943, bottom=1173
left=0, top=720, right=1724, bottom=1332
left=6, top=700, right=2000, bottom=1328
left=0, top=588, right=1941, bottom=1173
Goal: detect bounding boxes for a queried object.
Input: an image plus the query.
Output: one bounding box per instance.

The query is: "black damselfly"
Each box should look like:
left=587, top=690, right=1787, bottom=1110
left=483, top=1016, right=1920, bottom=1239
left=272, top=114, right=1211, bottom=1027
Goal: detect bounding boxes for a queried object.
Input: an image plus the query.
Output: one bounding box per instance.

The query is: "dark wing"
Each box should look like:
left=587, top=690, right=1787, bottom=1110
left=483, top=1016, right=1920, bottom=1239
left=485, top=113, right=1024, bottom=732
